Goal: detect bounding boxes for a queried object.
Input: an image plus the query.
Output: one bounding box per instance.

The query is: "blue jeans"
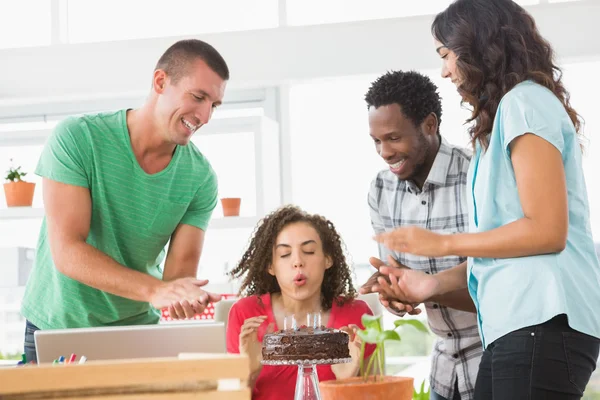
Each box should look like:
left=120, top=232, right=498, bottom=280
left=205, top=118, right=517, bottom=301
left=430, top=379, right=461, bottom=400
left=474, top=314, right=600, bottom=400
left=24, top=320, right=40, bottom=363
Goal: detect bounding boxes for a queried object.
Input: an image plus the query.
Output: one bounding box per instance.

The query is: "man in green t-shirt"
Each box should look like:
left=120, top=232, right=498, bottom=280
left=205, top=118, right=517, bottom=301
left=21, top=39, right=229, bottom=362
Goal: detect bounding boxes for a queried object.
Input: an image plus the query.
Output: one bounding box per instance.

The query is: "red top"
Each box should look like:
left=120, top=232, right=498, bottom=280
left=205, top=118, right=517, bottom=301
left=226, top=293, right=376, bottom=400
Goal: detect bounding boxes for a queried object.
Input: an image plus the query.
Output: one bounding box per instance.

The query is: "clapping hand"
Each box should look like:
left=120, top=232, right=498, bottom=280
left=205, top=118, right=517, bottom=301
left=359, top=256, right=421, bottom=315
left=150, top=277, right=222, bottom=319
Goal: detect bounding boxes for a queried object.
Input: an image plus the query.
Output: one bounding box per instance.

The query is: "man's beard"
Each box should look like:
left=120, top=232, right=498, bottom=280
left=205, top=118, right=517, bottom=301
left=407, top=130, right=431, bottom=181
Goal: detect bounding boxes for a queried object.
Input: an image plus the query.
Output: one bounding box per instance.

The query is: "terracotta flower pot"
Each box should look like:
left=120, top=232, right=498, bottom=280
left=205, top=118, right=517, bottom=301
left=220, top=197, right=241, bottom=217
left=3, top=181, right=35, bottom=207
left=320, top=376, right=414, bottom=400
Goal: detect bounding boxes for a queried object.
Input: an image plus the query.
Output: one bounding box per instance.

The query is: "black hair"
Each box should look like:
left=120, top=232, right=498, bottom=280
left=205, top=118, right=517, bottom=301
left=365, top=70, right=443, bottom=133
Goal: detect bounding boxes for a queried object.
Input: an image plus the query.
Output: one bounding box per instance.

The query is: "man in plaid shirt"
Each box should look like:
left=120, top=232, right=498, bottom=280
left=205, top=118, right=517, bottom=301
left=360, top=71, right=481, bottom=400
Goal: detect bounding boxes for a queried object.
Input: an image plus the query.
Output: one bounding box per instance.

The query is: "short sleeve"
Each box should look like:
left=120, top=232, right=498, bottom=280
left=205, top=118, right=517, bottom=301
left=36, top=117, right=91, bottom=188
left=500, top=84, right=566, bottom=155
left=226, top=302, right=242, bottom=354
left=179, top=168, right=218, bottom=231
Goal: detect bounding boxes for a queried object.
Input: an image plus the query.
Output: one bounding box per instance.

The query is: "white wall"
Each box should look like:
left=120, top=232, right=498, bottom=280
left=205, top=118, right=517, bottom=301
left=0, top=1, right=599, bottom=107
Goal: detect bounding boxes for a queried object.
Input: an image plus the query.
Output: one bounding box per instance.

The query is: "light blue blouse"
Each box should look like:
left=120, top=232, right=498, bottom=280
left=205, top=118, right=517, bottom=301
left=467, top=80, right=600, bottom=348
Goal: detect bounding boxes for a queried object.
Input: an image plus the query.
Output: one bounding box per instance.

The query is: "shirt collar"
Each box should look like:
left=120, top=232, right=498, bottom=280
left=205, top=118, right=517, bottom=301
left=423, top=138, right=453, bottom=187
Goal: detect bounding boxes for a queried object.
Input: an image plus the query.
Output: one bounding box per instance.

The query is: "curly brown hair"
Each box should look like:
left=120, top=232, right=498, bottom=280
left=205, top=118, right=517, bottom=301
left=227, top=205, right=357, bottom=311
left=432, top=0, right=582, bottom=150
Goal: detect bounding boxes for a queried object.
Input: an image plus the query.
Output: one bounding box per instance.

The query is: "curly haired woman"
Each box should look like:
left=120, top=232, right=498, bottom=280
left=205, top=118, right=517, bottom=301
left=226, top=205, right=375, bottom=400
left=367, top=1, right=600, bottom=399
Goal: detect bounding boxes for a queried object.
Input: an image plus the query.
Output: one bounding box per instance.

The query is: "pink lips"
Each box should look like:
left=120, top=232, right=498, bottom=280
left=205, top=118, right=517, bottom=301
left=294, top=273, right=307, bottom=287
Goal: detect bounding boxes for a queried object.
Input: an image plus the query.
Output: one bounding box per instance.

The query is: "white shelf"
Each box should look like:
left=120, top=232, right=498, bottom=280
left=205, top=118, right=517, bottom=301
left=0, top=207, right=44, bottom=220
left=208, top=216, right=260, bottom=230
left=0, top=207, right=259, bottom=230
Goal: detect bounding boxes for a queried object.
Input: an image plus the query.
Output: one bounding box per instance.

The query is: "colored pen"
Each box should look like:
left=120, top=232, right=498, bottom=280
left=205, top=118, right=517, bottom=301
left=79, top=355, right=87, bottom=364
left=68, top=354, right=76, bottom=364
left=58, top=356, right=65, bottom=363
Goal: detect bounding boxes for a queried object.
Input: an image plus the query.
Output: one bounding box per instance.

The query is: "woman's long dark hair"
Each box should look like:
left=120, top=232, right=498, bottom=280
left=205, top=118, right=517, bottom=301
left=432, top=0, right=582, bottom=149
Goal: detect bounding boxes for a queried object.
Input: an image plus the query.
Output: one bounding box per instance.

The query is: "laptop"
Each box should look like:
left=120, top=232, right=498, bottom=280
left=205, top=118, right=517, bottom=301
left=35, top=322, right=226, bottom=364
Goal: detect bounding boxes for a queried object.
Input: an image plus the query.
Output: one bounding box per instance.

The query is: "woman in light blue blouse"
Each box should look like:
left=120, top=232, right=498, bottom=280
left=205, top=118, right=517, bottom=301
left=369, top=0, right=600, bottom=399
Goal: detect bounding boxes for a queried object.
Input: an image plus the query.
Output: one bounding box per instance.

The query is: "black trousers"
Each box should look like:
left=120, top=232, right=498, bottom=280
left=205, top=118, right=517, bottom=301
left=474, top=314, right=599, bottom=400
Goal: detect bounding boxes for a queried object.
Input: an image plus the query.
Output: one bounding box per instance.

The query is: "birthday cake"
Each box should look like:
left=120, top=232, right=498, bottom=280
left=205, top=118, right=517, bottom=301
left=262, top=326, right=350, bottom=361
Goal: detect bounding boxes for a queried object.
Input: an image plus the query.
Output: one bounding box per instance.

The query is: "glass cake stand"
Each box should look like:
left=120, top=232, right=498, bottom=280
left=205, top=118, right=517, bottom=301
left=261, top=357, right=352, bottom=400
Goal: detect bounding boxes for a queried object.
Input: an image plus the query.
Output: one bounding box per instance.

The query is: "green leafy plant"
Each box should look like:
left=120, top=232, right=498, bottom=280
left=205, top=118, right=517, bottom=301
left=5, top=159, right=27, bottom=182
left=413, top=379, right=430, bottom=400
left=356, top=313, right=428, bottom=381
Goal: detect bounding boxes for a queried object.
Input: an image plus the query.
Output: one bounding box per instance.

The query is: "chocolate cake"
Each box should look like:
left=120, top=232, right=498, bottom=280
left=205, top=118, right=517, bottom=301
left=262, top=326, right=350, bottom=361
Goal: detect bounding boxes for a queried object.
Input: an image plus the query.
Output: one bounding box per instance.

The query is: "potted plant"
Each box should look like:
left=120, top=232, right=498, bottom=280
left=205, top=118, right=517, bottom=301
left=220, top=197, right=241, bottom=217
left=4, top=159, right=36, bottom=207
left=319, top=314, right=429, bottom=400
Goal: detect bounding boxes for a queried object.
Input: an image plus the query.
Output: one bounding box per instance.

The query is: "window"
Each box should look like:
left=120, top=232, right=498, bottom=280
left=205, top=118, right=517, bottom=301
left=289, top=75, right=381, bottom=264
left=0, top=1, right=51, bottom=50
left=198, top=227, right=256, bottom=294
left=192, top=132, right=257, bottom=217
left=562, top=61, right=600, bottom=239
left=66, top=0, right=279, bottom=44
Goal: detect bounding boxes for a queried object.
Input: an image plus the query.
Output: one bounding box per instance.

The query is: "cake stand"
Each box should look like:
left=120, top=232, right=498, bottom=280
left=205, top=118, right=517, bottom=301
left=262, top=357, right=352, bottom=400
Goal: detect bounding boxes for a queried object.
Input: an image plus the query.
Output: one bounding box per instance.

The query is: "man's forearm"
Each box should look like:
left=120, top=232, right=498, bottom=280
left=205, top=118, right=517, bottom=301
left=52, top=240, right=162, bottom=302
left=429, top=288, right=476, bottom=313
left=425, top=262, right=474, bottom=312
left=433, top=261, right=468, bottom=294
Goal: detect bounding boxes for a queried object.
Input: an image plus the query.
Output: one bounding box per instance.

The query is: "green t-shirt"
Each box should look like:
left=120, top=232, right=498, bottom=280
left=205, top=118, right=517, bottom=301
left=21, top=110, right=218, bottom=329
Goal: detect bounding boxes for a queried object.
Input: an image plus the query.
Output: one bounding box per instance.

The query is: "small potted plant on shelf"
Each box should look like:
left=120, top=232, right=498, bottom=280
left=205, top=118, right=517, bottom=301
left=4, top=159, right=36, bottom=207
left=220, top=197, right=241, bottom=217
left=319, top=313, right=429, bottom=400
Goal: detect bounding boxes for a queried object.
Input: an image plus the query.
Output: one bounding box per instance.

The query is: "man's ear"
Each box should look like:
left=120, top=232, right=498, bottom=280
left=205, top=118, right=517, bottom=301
left=153, top=69, right=168, bottom=94
left=422, top=112, right=439, bottom=137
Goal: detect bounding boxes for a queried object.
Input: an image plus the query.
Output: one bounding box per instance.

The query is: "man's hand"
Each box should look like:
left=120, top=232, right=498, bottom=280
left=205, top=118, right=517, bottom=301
left=240, top=316, right=273, bottom=374
left=150, top=277, right=222, bottom=319
left=359, top=256, right=421, bottom=316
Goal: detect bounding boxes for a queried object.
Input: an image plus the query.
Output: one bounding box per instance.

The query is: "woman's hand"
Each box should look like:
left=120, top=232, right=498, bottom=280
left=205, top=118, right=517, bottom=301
left=332, top=325, right=362, bottom=379
left=373, top=263, right=442, bottom=305
left=373, top=226, right=451, bottom=257
left=239, top=316, right=273, bottom=374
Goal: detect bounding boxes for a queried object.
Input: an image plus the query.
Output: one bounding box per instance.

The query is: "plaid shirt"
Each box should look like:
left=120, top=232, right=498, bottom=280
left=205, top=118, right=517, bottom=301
left=368, top=139, right=481, bottom=400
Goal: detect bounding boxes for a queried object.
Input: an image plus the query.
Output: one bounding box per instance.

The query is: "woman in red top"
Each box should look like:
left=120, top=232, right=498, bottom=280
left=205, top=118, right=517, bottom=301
left=226, top=205, right=375, bottom=400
